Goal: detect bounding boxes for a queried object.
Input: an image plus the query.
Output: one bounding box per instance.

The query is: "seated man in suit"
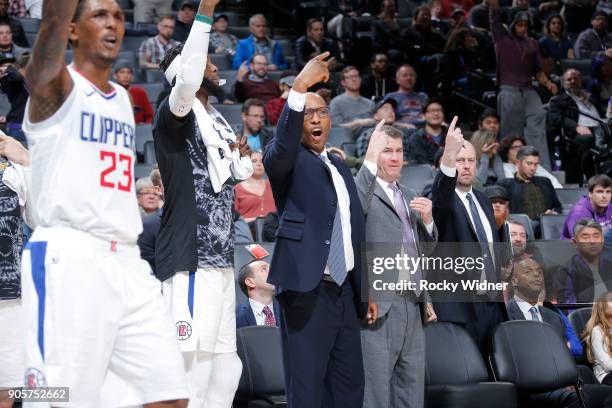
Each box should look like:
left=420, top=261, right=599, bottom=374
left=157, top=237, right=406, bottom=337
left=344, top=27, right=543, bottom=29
left=236, top=260, right=278, bottom=328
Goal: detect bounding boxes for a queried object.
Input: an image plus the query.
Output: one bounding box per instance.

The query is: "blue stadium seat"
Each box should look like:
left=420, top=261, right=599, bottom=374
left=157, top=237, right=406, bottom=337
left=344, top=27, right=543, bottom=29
left=508, top=213, right=536, bottom=241
left=213, top=103, right=243, bottom=126
left=135, top=124, right=153, bottom=155
left=144, top=69, right=165, bottom=83
left=227, top=26, right=250, bottom=39
left=144, top=140, right=156, bottom=165
left=540, top=214, right=567, bottom=240
left=400, top=164, right=434, bottom=195
left=556, top=188, right=587, bottom=214
left=135, top=83, right=164, bottom=104
left=328, top=126, right=353, bottom=148
left=210, top=53, right=232, bottom=71
left=134, top=163, right=154, bottom=180
left=121, top=35, right=148, bottom=52
left=16, top=18, right=39, bottom=33
left=219, top=70, right=237, bottom=95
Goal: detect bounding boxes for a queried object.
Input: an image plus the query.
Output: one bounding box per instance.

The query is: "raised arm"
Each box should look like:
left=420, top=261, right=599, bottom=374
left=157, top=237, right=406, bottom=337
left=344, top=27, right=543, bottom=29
left=488, top=0, right=505, bottom=42
left=168, top=0, right=218, bottom=118
left=24, top=0, right=78, bottom=123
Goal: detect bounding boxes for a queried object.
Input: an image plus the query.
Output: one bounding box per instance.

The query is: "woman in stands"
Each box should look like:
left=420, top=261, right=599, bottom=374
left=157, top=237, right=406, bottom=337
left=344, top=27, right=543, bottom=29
left=587, top=55, right=612, bottom=115
left=234, top=150, right=276, bottom=223
left=471, top=129, right=506, bottom=186
left=538, top=15, right=575, bottom=63
left=584, top=291, right=612, bottom=385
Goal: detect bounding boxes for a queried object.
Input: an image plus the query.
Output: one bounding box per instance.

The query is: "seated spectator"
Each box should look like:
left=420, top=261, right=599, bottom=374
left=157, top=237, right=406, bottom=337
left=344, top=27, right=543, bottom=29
left=138, top=15, right=180, bottom=70
left=405, top=98, right=447, bottom=165
left=355, top=98, right=409, bottom=160
left=401, top=6, right=446, bottom=68
left=586, top=55, right=612, bottom=115
left=136, top=177, right=162, bottom=216
left=498, top=145, right=563, bottom=220
left=265, top=72, right=294, bottom=125
left=132, top=0, right=172, bottom=24
left=384, top=64, right=429, bottom=128
left=574, top=11, right=612, bottom=60
left=469, top=0, right=491, bottom=31
left=172, top=1, right=195, bottom=43
left=371, top=0, right=404, bottom=65
left=471, top=129, right=506, bottom=186
left=0, top=53, right=28, bottom=142
left=0, top=0, right=28, bottom=47
left=360, top=53, right=398, bottom=102
left=584, top=291, right=612, bottom=385
left=137, top=168, right=163, bottom=272
left=235, top=98, right=274, bottom=151
left=562, top=174, right=612, bottom=240
left=509, top=219, right=528, bottom=255
left=429, top=0, right=452, bottom=35
left=499, top=135, right=563, bottom=188
left=559, top=219, right=612, bottom=303
left=234, top=53, right=281, bottom=103
left=535, top=49, right=562, bottom=104
left=262, top=211, right=278, bottom=242
left=113, top=60, right=154, bottom=124
left=478, top=109, right=501, bottom=138
left=236, top=260, right=279, bottom=328
left=234, top=150, right=276, bottom=223
left=295, top=17, right=342, bottom=71
left=0, top=22, right=26, bottom=60
left=539, top=15, right=575, bottom=62
left=329, top=66, right=375, bottom=128
left=210, top=14, right=238, bottom=56
left=232, top=14, right=288, bottom=71
left=484, top=184, right=511, bottom=228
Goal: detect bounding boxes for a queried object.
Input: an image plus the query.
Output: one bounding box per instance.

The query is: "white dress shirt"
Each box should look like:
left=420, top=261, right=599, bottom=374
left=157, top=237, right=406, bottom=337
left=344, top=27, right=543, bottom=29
left=288, top=89, right=355, bottom=274
left=249, top=298, right=276, bottom=326
left=514, top=295, right=542, bottom=321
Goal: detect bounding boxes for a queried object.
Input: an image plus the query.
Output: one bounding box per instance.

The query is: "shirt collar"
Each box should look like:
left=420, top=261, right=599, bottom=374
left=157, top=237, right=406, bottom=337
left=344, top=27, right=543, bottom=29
left=514, top=294, right=538, bottom=317
left=249, top=298, right=273, bottom=316
left=454, top=186, right=474, bottom=201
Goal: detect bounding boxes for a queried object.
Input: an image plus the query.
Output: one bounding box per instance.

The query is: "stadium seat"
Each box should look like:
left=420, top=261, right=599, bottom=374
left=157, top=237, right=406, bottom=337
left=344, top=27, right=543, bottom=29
left=16, top=17, right=40, bottom=33
left=235, top=279, right=248, bottom=306
left=235, top=326, right=286, bottom=408
left=491, top=320, right=589, bottom=408
left=556, top=188, right=587, bottom=213
left=342, top=142, right=356, bottom=157
left=267, top=71, right=284, bottom=83
left=121, top=35, right=148, bottom=52
left=213, top=103, right=243, bottom=126
left=540, top=214, right=567, bottom=240
left=144, top=69, right=165, bottom=83
left=400, top=164, right=435, bottom=195
left=134, top=163, right=153, bottom=180
left=219, top=70, right=238, bottom=95
left=568, top=308, right=591, bottom=341
left=254, top=217, right=266, bottom=242
left=277, top=39, right=294, bottom=57
left=508, top=214, right=536, bottom=241
left=210, top=53, right=232, bottom=71
left=328, top=126, right=353, bottom=148
left=425, top=322, right=517, bottom=408
left=136, top=83, right=164, bottom=104
left=215, top=11, right=242, bottom=26
left=228, top=26, right=251, bottom=39
left=560, top=59, right=592, bottom=78
left=135, top=124, right=153, bottom=155
left=144, top=140, right=156, bottom=165
left=25, top=32, right=37, bottom=47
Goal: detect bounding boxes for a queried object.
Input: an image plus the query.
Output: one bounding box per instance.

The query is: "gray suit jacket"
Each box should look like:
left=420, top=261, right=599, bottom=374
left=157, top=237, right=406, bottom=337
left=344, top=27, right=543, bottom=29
left=355, top=164, right=438, bottom=318
left=506, top=297, right=565, bottom=341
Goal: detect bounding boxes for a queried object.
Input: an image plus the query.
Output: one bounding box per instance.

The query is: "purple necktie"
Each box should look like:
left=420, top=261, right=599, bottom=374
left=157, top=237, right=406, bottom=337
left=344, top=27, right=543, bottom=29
left=389, top=183, right=422, bottom=296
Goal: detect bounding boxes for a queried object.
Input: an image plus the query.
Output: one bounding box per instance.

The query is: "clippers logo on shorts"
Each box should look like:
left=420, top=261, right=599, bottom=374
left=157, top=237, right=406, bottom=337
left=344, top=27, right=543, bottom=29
left=176, top=321, right=192, bottom=341
left=24, top=367, right=47, bottom=388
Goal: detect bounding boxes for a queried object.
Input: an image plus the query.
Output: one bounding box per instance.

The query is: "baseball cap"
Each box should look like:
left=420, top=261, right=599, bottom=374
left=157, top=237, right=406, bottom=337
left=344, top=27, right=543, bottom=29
left=113, top=59, right=133, bottom=73
left=374, top=98, right=397, bottom=113
left=483, top=185, right=510, bottom=202
left=0, top=51, right=16, bottom=64
left=279, top=75, right=295, bottom=87
left=214, top=14, right=229, bottom=23
left=179, top=1, right=195, bottom=10
left=451, top=7, right=466, bottom=17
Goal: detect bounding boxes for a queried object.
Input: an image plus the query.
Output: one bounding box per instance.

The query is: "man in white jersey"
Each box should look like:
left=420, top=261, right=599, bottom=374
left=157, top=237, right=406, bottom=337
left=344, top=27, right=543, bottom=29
left=153, top=0, right=252, bottom=406
left=20, top=0, right=189, bottom=406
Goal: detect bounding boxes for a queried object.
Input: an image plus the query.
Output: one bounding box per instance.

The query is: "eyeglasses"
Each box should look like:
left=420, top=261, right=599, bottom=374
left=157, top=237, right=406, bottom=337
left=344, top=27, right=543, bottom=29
left=304, top=107, right=330, bottom=120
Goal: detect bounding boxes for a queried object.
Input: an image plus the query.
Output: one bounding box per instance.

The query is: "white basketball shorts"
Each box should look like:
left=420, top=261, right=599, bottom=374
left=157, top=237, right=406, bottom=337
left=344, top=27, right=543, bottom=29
left=0, top=298, right=23, bottom=388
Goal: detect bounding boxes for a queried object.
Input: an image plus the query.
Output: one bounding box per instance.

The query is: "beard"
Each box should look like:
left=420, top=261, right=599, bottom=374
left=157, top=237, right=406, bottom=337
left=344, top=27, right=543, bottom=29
left=200, top=77, right=223, bottom=97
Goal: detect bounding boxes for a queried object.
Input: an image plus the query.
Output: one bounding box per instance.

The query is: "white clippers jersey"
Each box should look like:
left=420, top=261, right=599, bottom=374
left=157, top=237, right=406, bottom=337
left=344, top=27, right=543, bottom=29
left=23, top=65, right=142, bottom=244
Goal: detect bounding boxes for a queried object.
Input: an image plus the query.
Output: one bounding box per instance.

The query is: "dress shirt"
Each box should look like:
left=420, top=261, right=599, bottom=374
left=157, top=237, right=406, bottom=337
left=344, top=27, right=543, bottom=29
left=288, top=89, right=354, bottom=274
left=363, top=160, right=434, bottom=236
left=249, top=298, right=276, bottom=326
left=514, top=295, right=542, bottom=321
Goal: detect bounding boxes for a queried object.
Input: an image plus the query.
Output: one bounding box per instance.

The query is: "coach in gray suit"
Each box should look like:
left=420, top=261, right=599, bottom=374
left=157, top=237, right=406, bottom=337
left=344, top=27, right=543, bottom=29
left=355, top=121, right=438, bottom=408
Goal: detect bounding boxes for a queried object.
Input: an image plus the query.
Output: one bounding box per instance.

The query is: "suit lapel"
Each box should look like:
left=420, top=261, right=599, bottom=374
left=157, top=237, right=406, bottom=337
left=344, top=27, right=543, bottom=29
left=246, top=302, right=257, bottom=326
left=374, top=182, right=399, bottom=218
left=507, top=299, right=525, bottom=320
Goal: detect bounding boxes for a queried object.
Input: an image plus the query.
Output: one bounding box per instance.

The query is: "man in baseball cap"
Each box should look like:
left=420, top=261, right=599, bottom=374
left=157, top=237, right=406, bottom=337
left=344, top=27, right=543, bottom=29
left=173, top=1, right=196, bottom=42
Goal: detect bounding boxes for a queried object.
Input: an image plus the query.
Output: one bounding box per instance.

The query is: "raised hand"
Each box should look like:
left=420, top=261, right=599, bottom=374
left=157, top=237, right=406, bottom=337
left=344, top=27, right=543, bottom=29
left=481, top=142, right=500, bottom=158
left=230, top=136, right=252, bottom=157
left=293, top=52, right=331, bottom=93
left=364, top=119, right=387, bottom=164
left=366, top=299, right=378, bottom=325
left=237, top=61, right=249, bottom=82
left=441, top=116, right=464, bottom=168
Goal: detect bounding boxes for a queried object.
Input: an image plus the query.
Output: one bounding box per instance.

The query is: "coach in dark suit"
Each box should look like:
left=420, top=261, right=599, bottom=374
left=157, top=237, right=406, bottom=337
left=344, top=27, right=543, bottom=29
left=431, top=117, right=507, bottom=353
left=236, top=259, right=280, bottom=328
left=356, top=121, right=438, bottom=408
left=263, top=52, right=367, bottom=408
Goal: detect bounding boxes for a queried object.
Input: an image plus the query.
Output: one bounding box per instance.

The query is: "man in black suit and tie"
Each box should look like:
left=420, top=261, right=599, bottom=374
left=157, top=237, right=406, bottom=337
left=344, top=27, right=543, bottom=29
left=263, top=52, right=367, bottom=408
left=236, top=260, right=280, bottom=328
left=431, top=117, right=507, bottom=353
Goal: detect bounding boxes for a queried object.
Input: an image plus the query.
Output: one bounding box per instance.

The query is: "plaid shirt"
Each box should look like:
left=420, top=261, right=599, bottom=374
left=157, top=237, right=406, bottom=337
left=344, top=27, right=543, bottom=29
left=9, top=0, right=26, bottom=17
left=138, top=36, right=180, bottom=65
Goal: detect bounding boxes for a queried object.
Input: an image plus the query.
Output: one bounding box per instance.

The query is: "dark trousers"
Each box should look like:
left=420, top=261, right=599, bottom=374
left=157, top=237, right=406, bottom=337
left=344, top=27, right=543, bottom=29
left=278, top=280, right=364, bottom=408
left=465, top=301, right=506, bottom=355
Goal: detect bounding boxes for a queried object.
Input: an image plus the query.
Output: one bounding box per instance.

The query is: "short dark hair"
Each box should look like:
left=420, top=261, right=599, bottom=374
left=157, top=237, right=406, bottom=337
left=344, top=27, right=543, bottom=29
left=72, top=0, right=87, bottom=22
left=413, top=5, right=431, bottom=21
left=379, top=124, right=402, bottom=140
left=242, top=98, right=265, bottom=114
left=159, top=43, right=184, bottom=76
left=422, top=98, right=443, bottom=114
left=516, top=145, right=539, bottom=161
left=499, top=135, right=526, bottom=162
left=587, top=174, right=612, bottom=192
left=250, top=53, right=268, bottom=64
left=370, top=52, right=388, bottom=64
left=478, top=108, right=500, bottom=126
left=306, top=17, right=324, bottom=31
left=238, top=261, right=257, bottom=295
left=341, top=65, right=359, bottom=80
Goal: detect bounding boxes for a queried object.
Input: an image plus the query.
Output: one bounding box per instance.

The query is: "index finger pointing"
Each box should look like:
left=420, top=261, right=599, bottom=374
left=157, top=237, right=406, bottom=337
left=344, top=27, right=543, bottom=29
left=314, top=51, right=331, bottom=61
left=448, top=116, right=458, bottom=134
left=374, top=118, right=385, bottom=132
